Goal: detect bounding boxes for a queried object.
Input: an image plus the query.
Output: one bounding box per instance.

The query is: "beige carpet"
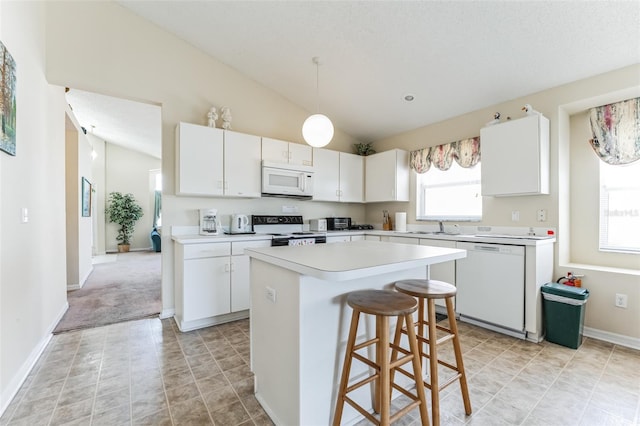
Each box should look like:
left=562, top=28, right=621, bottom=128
left=54, top=251, right=161, bottom=334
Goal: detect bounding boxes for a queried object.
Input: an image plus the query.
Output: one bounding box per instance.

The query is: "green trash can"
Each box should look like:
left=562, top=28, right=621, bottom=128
left=541, top=283, right=589, bottom=349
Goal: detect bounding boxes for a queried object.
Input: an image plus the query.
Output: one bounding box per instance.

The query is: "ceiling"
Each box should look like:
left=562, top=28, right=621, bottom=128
left=67, top=1, right=640, bottom=155
left=66, top=89, right=162, bottom=159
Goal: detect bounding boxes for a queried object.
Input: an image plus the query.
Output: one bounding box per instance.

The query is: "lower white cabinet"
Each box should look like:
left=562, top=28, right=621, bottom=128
left=420, top=238, right=457, bottom=307
left=326, top=234, right=365, bottom=243
left=381, top=236, right=418, bottom=244
left=174, top=239, right=270, bottom=331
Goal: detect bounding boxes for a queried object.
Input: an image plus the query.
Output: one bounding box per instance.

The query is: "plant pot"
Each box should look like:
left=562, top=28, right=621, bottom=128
left=117, top=244, right=130, bottom=253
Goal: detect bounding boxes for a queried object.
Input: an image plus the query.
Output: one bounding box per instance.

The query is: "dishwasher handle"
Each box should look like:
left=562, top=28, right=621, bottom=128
left=473, top=244, right=500, bottom=252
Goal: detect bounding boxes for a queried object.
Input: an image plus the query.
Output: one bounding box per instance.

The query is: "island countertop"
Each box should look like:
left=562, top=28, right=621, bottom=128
left=244, top=239, right=466, bottom=281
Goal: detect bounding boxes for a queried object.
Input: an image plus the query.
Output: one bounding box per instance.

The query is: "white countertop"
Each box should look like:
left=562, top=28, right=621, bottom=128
left=245, top=240, right=466, bottom=281
left=172, top=233, right=272, bottom=244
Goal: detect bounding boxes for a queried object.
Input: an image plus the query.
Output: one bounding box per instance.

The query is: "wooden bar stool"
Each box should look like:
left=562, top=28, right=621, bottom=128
left=334, top=289, right=430, bottom=426
left=392, top=279, right=472, bottom=426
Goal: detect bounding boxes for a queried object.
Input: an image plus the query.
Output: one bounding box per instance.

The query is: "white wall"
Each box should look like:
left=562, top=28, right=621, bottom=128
left=372, top=66, right=640, bottom=342
left=0, top=1, right=68, bottom=414
left=44, top=1, right=363, bottom=317
left=104, top=143, right=161, bottom=252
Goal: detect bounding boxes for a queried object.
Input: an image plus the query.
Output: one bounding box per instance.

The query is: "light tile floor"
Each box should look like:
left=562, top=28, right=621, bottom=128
left=1, top=317, right=638, bottom=425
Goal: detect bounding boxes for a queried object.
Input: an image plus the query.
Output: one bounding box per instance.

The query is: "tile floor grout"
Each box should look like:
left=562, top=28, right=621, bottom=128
left=1, top=317, right=638, bottom=426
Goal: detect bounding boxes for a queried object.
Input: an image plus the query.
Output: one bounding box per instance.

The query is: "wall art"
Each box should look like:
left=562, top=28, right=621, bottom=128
left=82, top=177, right=92, bottom=217
left=0, top=40, right=17, bottom=156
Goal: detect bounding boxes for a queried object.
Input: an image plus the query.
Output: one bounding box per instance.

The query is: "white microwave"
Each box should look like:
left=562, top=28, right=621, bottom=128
left=262, top=162, right=314, bottom=199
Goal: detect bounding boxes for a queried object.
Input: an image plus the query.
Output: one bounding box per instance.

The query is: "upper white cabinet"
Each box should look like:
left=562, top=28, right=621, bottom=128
left=224, top=130, right=262, bottom=198
left=262, top=137, right=313, bottom=166
left=312, top=148, right=364, bottom=203
left=175, top=122, right=261, bottom=197
left=365, top=149, right=410, bottom=202
left=176, top=122, right=224, bottom=196
left=480, top=115, right=549, bottom=196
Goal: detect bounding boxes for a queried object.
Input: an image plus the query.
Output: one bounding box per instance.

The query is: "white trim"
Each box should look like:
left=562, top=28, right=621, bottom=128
left=583, top=326, right=640, bottom=350
left=0, top=302, right=68, bottom=417
left=159, top=308, right=175, bottom=319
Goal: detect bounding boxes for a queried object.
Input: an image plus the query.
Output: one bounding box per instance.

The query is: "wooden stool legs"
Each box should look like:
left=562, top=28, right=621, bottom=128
left=393, top=279, right=472, bottom=426
left=334, top=295, right=430, bottom=426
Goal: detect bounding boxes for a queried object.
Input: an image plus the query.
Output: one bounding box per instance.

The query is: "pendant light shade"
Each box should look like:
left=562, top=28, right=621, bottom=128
left=302, top=113, right=334, bottom=148
left=303, top=57, right=333, bottom=148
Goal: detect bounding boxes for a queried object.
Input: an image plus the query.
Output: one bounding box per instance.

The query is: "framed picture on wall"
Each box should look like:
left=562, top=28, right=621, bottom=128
left=1, top=40, right=17, bottom=156
left=82, top=177, right=91, bottom=217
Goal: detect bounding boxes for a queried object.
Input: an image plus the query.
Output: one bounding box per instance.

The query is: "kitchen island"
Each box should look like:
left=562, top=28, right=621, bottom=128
left=245, top=240, right=466, bottom=426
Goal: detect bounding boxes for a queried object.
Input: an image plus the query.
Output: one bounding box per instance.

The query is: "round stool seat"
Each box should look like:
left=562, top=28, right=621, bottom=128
left=395, top=279, right=456, bottom=299
left=347, top=290, right=417, bottom=316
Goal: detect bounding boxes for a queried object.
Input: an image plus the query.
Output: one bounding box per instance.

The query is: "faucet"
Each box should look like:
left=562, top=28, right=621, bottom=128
left=439, top=221, right=445, bottom=233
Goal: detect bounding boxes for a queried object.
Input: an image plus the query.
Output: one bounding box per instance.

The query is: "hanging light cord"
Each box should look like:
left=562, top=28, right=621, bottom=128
left=314, top=57, right=320, bottom=113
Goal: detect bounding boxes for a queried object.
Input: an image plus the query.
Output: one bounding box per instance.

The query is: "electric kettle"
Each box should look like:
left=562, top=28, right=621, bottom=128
left=230, top=214, right=250, bottom=233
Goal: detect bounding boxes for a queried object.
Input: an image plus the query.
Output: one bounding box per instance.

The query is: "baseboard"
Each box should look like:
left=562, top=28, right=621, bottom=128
left=159, top=308, right=175, bottom=319
left=67, top=283, right=80, bottom=291
left=583, top=326, right=640, bottom=350
left=66, top=266, right=93, bottom=291
left=0, top=302, right=68, bottom=417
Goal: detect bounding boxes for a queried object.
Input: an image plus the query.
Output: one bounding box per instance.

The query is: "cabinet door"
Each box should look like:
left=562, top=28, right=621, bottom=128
left=326, top=235, right=350, bottom=243
left=420, top=239, right=457, bottom=307
left=224, top=131, right=262, bottom=197
left=183, top=257, right=230, bottom=321
left=339, top=152, right=364, bottom=202
left=365, top=149, right=409, bottom=202
left=261, top=137, right=289, bottom=164
left=289, top=143, right=313, bottom=166
left=231, top=254, right=251, bottom=312
left=350, top=235, right=365, bottom=241
left=387, top=236, right=419, bottom=245
left=365, top=235, right=381, bottom=241
left=312, top=148, right=340, bottom=201
left=481, top=115, right=549, bottom=196
left=176, top=123, right=224, bottom=196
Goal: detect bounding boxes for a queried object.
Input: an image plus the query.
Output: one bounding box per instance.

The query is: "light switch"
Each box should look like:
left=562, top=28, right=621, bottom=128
left=21, top=207, right=28, bottom=223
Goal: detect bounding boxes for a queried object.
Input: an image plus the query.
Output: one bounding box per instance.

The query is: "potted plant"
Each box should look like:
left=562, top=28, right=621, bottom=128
left=106, top=192, right=143, bottom=252
left=353, top=142, right=376, bottom=156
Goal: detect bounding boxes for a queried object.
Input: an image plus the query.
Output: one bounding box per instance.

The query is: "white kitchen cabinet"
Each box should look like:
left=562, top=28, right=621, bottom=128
left=382, top=236, right=419, bottom=244
left=480, top=114, right=549, bottom=196
left=365, top=149, right=410, bottom=202
left=312, top=148, right=364, bottom=202
left=224, top=130, right=262, bottom=197
left=326, top=235, right=350, bottom=243
left=230, top=240, right=271, bottom=311
left=262, top=137, right=313, bottom=166
left=176, top=122, right=224, bottom=196
left=365, top=235, right=381, bottom=241
left=350, top=235, right=365, bottom=241
left=174, top=239, right=270, bottom=331
left=175, top=123, right=261, bottom=198
left=420, top=238, right=457, bottom=308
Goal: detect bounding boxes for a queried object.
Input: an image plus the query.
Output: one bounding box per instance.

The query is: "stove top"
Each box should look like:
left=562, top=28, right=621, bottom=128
left=350, top=224, right=374, bottom=230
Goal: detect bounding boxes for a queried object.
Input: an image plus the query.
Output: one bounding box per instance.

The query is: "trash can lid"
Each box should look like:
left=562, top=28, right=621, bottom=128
left=541, top=282, right=589, bottom=300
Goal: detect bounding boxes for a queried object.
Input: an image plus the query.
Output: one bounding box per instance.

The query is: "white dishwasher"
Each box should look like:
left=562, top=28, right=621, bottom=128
left=455, top=241, right=526, bottom=337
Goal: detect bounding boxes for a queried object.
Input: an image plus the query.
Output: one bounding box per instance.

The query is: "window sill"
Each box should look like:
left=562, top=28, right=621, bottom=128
left=560, top=262, right=640, bottom=277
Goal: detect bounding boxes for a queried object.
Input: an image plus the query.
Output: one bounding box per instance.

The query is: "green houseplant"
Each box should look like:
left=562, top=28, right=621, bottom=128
left=106, top=192, right=143, bottom=252
left=353, top=142, right=376, bottom=156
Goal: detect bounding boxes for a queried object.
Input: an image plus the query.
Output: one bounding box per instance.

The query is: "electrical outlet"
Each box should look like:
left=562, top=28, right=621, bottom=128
left=266, top=286, right=276, bottom=303
left=615, top=293, right=627, bottom=308
left=537, top=209, right=547, bottom=222
left=511, top=211, right=520, bottom=222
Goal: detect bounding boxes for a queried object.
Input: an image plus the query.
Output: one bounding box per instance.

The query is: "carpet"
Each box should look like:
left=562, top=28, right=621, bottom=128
left=54, top=251, right=161, bottom=334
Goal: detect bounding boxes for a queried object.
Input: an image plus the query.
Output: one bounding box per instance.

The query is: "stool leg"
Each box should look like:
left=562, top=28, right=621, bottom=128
left=427, top=298, right=440, bottom=426
left=333, top=309, right=361, bottom=426
left=445, top=297, right=472, bottom=415
left=378, top=316, right=391, bottom=426
left=404, top=313, right=430, bottom=426
left=418, top=298, right=426, bottom=360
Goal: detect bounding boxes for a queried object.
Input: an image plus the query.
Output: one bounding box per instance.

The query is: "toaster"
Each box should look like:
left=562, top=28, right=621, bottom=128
left=309, top=219, right=327, bottom=231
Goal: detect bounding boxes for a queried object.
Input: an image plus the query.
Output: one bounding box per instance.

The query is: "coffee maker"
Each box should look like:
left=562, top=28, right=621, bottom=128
left=199, top=208, right=220, bottom=236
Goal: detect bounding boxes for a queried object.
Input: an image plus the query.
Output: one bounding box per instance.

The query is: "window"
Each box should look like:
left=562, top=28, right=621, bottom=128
left=416, top=162, right=482, bottom=221
left=599, top=161, right=640, bottom=253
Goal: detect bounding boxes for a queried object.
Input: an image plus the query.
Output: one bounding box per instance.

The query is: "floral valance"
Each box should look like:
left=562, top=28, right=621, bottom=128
left=410, top=137, right=480, bottom=173
left=589, top=97, right=640, bottom=165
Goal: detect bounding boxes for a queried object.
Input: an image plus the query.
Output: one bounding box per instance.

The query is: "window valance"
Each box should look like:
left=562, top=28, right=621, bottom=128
left=589, top=97, right=640, bottom=165
left=409, top=137, right=480, bottom=173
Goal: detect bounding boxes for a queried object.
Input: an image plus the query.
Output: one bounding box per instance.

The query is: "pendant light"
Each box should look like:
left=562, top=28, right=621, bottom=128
left=302, top=57, right=334, bottom=148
